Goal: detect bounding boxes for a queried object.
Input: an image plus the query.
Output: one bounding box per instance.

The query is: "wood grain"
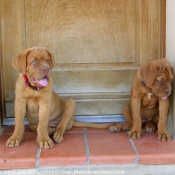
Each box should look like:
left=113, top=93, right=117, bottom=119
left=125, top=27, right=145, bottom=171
left=0, top=0, right=23, bottom=97
left=1, top=0, right=165, bottom=117
left=140, top=0, right=162, bottom=64
left=25, top=0, right=138, bottom=64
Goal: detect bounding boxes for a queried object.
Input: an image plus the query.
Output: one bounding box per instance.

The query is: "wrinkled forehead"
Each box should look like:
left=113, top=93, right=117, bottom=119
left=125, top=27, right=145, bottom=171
left=27, top=48, right=50, bottom=61
left=156, top=66, right=173, bottom=80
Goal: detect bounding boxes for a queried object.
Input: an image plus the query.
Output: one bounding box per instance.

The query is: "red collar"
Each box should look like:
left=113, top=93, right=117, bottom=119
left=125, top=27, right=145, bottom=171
left=23, top=74, right=44, bottom=91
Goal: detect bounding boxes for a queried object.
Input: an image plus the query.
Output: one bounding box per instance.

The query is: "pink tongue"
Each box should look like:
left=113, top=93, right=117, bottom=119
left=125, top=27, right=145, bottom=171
left=162, top=96, right=167, bottom=100
left=39, top=78, right=48, bottom=86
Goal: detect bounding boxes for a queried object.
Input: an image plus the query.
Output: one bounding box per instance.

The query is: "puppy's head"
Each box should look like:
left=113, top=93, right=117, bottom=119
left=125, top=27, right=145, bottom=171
left=12, top=46, right=55, bottom=87
left=139, top=58, right=173, bottom=100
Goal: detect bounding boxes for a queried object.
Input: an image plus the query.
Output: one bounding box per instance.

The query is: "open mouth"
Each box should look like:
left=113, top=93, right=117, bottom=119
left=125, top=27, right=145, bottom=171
left=31, top=76, right=48, bottom=87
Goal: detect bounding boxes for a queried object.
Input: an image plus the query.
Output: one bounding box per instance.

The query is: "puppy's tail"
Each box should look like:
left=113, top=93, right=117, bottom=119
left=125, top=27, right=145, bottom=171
left=73, top=120, right=115, bottom=129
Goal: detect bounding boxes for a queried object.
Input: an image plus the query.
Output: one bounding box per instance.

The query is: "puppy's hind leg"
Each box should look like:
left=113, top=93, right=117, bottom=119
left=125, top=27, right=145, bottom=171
left=109, top=104, right=133, bottom=132
left=53, top=99, right=76, bottom=143
left=145, top=114, right=159, bottom=133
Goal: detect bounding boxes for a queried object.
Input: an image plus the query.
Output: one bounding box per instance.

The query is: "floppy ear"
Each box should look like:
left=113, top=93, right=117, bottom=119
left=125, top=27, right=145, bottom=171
left=139, top=62, right=157, bottom=87
left=44, top=48, right=55, bottom=69
left=12, top=49, right=31, bottom=74
left=162, top=58, right=174, bottom=78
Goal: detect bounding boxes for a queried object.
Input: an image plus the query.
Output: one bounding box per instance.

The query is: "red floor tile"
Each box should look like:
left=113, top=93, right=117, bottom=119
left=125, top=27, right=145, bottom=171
left=0, top=133, right=38, bottom=170
left=1, top=125, right=175, bottom=169
left=132, top=132, right=175, bottom=165
left=86, top=128, right=110, bottom=132
left=40, top=133, right=87, bottom=167
left=87, top=131, right=136, bottom=165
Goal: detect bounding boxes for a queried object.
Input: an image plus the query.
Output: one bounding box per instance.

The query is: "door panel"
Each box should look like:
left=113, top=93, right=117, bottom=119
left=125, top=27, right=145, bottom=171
left=52, top=70, right=135, bottom=94
left=25, top=0, right=139, bottom=64
left=1, top=0, right=165, bottom=121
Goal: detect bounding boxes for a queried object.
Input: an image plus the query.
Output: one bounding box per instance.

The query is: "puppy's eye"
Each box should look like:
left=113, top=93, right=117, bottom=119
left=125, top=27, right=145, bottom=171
left=32, top=59, right=38, bottom=65
left=156, top=80, right=162, bottom=85
left=47, top=59, right=51, bottom=64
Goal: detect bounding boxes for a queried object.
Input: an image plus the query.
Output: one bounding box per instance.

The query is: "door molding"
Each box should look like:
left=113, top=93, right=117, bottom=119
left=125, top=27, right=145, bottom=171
left=0, top=17, right=5, bottom=135
left=166, top=0, right=175, bottom=139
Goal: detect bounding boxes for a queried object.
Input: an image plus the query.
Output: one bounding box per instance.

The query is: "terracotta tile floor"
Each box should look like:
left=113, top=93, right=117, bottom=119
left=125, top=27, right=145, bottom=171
left=0, top=125, right=175, bottom=170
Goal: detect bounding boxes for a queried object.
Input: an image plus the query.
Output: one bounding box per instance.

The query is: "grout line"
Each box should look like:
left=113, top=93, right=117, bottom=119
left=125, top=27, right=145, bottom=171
left=36, top=147, right=42, bottom=168
left=126, top=131, right=140, bottom=164
left=83, top=128, right=90, bottom=166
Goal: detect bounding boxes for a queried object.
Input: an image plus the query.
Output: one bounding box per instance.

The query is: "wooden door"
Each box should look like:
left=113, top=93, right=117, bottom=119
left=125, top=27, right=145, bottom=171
left=0, top=0, right=165, bottom=123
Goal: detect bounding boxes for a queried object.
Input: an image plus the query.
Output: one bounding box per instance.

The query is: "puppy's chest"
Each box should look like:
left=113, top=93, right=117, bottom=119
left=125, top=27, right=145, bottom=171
left=26, top=98, right=39, bottom=112
left=141, top=93, right=158, bottom=108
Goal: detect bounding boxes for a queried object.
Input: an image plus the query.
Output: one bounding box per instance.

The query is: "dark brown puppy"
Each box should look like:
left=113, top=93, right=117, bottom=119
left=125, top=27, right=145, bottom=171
left=109, top=58, right=173, bottom=141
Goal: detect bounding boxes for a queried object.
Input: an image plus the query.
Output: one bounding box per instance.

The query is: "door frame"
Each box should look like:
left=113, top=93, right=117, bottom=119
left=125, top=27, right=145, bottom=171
left=0, top=19, right=5, bottom=135
left=166, top=0, right=175, bottom=139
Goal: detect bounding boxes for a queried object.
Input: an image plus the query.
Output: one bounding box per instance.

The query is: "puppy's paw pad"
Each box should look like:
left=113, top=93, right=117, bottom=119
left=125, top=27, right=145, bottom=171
left=109, top=124, right=122, bottom=132
left=158, top=133, right=171, bottom=141
left=53, top=133, right=63, bottom=143
left=6, top=136, right=22, bottom=147
left=38, top=138, right=54, bottom=148
left=128, top=131, right=141, bottom=139
left=145, top=123, right=156, bottom=133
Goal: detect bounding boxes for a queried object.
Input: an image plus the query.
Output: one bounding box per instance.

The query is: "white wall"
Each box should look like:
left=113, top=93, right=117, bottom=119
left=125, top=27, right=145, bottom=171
left=166, top=0, right=175, bottom=138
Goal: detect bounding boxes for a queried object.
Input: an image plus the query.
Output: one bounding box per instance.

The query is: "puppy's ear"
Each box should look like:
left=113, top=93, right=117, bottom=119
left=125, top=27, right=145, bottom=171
left=12, top=49, right=31, bottom=74
left=139, top=62, right=157, bottom=87
left=162, top=58, right=174, bottom=78
left=44, top=48, right=55, bottom=69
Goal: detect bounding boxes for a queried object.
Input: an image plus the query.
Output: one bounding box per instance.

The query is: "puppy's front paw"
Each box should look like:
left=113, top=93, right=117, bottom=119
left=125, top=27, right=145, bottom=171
left=145, top=123, right=156, bottom=133
left=6, top=135, right=23, bottom=147
left=158, top=131, right=171, bottom=141
left=128, top=130, right=141, bottom=139
left=109, top=124, right=122, bottom=132
left=37, top=136, right=54, bottom=149
left=53, top=131, right=63, bottom=143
